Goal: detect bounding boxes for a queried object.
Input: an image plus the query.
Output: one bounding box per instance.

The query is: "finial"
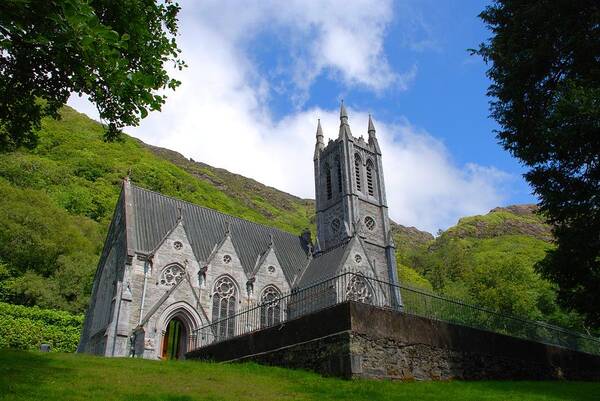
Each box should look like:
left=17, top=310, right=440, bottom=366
left=368, top=114, right=376, bottom=134
left=269, top=233, right=274, bottom=247
left=224, top=221, right=231, bottom=235
left=176, top=206, right=182, bottom=221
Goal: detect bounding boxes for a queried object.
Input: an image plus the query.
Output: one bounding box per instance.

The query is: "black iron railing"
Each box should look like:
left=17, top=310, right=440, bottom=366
left=190, top=272, right=600, bottom=355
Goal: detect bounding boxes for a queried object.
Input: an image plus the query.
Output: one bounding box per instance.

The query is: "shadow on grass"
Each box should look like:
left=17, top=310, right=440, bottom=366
left=0, top=348, right=75, bottom=400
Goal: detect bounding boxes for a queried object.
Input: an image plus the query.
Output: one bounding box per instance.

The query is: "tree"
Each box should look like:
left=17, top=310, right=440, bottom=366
left=0, top=0, right=185, bottom=150
left=473, top=1, right=600, bottom=327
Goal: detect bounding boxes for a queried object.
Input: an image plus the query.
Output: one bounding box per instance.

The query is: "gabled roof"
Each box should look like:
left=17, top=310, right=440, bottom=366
left=295, top=240, right=350, bottom=287
left=127, top=182, right=309, bottom=282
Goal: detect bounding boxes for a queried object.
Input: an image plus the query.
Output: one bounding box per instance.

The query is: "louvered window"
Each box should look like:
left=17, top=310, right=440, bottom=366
left=325, top=163, right=332, bottom=200
left=366, top=160, right=374, bottom=196
left=354, top=155, right=362, bottom=192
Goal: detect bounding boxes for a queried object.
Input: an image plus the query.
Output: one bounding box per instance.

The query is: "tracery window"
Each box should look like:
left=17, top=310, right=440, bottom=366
left=364, top=216, right=376, bottom=231
left=366, top=160, right=375, bottom=196
left=354, top=154, right=362, bottom=192
left=159, top=264, right=185, bottom=286
left=325, top=163, right=332, bottom=200
left=346, top=274, right=374, bottom=304
left=212, top=276, right=237, bottom=339
left=260, top=286, right=282, bottom=328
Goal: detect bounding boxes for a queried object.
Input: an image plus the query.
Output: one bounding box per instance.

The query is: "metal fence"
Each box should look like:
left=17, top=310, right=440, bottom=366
left=190, top=271, right=600, bottom=355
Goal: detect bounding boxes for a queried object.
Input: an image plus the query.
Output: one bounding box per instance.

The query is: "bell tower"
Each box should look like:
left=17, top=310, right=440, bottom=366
left=313, top=102, right=401, bottom=299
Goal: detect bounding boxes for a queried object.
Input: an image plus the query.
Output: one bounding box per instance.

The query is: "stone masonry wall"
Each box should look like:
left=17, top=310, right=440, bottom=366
left=187, top=302, right=600, bottom=381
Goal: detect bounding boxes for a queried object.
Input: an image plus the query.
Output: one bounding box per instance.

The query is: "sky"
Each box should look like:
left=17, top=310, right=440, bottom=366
left=69, top=0, right=537, bottom=234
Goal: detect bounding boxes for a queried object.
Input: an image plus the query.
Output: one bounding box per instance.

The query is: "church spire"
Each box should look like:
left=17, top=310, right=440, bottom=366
left=367, top=114, right=381, bottom=154
left=338, top=100, right=352, bottom=139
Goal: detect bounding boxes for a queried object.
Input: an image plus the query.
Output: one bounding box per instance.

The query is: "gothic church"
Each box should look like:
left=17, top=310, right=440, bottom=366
left=78, top=103, right=402, bottom=359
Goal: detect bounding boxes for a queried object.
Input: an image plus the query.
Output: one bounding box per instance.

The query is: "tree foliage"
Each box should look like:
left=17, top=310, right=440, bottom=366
left=0, top=0, right=184, bottom=150
left=473, top=1, right=600, bottom=326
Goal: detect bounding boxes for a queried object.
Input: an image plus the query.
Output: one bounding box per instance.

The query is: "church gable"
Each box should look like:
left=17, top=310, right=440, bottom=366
left=338, top=236, right=389, bottom=305
left=251, top=245, right=290, bottom=302
left=339, top=236, right=376, bottom=277
left=200, top=233, right=248, bottom=317
left=135, top=220, right=207, bottom=329
left=148, top=220, right=200, bottom=288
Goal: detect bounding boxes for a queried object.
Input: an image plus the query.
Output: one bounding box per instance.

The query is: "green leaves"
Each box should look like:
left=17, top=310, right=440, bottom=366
left=0, top=0, right=185, bottom=150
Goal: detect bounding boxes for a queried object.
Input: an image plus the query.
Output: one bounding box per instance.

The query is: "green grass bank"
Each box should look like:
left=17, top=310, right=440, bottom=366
left=0, top=350, right=597, bottom=401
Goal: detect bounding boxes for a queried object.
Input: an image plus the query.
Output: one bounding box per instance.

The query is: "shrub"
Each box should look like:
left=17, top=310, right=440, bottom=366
left=0, top=302, right=83, bottom=352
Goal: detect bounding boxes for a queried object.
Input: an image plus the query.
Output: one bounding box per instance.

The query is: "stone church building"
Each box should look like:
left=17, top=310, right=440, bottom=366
left=78, top=103, right=402, bottom=359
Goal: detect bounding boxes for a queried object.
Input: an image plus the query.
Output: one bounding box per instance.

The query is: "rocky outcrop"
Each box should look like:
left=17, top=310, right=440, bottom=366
left=445, top=204, right=553, bottom=242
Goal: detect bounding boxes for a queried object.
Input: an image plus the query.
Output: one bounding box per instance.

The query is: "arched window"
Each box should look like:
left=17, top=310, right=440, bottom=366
left=366, top=160, right=375, bottom=196
left=354, top=154, right=362, bottom=192
left=212, top=276, right=237, bottom=340
left=260, top=286, right=282, bottom=328
left=346, top=274, right=374, bottom=304
left=324, top=163, right=332, bottom=200
left=335, top=157, right=343, bottom=194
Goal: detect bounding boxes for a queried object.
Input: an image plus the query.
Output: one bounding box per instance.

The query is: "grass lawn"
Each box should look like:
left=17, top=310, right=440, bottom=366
left=0, top=350, right=597, bottom=401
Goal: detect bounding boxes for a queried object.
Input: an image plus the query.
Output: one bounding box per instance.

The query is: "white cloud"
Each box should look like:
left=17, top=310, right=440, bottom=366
left=185, top=0, right=402, bottom=95
left=68, top=0, right=509, bottom=233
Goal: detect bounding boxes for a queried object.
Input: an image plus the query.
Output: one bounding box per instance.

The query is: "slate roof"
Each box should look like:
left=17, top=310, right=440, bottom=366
left=295, top=241, right=350, bottom=287
left=127, top=183, right=310, bottom=282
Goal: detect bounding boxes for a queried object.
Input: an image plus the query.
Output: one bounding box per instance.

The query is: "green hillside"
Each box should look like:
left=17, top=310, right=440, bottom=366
left=1, top=350, right=598, bottom=401
left=398, top=206, right=588, bottom=331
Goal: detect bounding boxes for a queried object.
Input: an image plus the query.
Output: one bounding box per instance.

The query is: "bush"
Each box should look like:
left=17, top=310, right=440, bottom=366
left=0, top=302, right=83, bottom=352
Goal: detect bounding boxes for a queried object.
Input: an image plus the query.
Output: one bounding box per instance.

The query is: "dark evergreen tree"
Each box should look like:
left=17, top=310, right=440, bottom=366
left=473, top=1, right=600, bottom=327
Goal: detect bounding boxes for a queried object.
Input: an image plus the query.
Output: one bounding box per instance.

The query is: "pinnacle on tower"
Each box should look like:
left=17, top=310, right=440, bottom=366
left=314, top=118, right=325, bottom=159
left=368, top=114, right=376, bottom=135
left=340, top=100, right=348, bottom=125
left=338, top=100, right=352, bottom=139
left=367, top=114, right=381, bottom=154
left=316, top=118, right=324, bottom=143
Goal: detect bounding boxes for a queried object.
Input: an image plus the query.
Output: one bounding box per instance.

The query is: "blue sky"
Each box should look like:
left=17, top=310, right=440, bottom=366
left=69, top=0, right=536, bottom=233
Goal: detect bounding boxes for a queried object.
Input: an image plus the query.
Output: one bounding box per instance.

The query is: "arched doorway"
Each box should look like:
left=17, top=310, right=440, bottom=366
left=155, top=302, right=203, bottom=360
left=161, top=317, right=187, bottom=360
